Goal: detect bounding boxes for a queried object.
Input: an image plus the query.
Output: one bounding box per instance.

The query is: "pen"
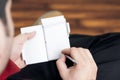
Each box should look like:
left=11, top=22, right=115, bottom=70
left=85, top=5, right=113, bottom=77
left=65, top=55, right=78, bottom=64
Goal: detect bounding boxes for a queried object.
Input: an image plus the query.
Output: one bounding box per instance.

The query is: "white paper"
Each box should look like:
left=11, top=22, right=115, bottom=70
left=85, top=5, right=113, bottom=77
left=21, top=25, right=48, bottom=65
left=41, top=16, right=70, bottom=60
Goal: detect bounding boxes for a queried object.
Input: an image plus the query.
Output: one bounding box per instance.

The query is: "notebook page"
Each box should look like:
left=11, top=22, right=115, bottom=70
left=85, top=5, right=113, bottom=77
left=41, top=16, right=70, bottom=60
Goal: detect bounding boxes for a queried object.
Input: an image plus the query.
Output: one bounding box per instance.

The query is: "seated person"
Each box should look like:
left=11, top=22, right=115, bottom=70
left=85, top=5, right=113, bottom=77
left=0, top=0, right=97, bottom=80
left=8, top=11, right=120, bottom=80
left=1, top=0, right=120, bottom=80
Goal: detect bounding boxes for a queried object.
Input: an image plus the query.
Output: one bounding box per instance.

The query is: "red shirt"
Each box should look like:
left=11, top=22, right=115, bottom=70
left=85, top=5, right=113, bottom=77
left=0, top=60, right=20, bottom=80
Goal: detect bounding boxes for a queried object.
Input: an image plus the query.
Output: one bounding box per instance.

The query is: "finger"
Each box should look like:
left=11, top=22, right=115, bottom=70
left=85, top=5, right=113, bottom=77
left=81, top=48, right=98, bottom=75
left=84, top=49, right=97, bottom=65
left=24, top=31, right=36, bottom=40
left=62, top=47, right=79, bottom=53
left=86, top=51, right=97, bottom=80
left=56, top=54, right=68, bottom=78
left=62, top=47, right=83, bottom=62
left=78, top=48, right=96, bottom=66
left=78, top=48, right=91, bottom=63
left=72, top=47, right=91, bottom=66
left=15, top=31, right=36, bottom=44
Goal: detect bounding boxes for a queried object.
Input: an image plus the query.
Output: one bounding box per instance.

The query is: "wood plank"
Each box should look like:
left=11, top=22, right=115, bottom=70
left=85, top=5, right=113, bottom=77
left=70, top=27, right=103, bottom=35
left=12, top=11, right=120, bottom=19
left=70, top=27, right=120, bottom=35
left=12, top=3, right=120, bottom=11
left=49, top=4, right=120, bottom=11
left=67, top=19, right=79, bottom=28
left=111, top=27, right=120, bottom=32
left=63, top=12, right=120, bottom=19
left=14, top=20, right=35, bottom=28
left=13, top=0, right=120, bottom=4
left=79, top=19, right=120, bottom=28
left=12, top=3, right=46, bottom=11
left=12, top=11, right=47, bottom=19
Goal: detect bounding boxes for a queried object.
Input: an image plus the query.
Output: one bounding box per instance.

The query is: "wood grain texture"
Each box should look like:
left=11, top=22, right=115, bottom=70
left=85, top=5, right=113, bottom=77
left=12, top=0, right=120, bottom=36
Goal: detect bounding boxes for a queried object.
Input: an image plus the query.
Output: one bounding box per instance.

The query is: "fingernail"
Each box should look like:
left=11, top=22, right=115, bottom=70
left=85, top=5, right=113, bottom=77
left=27, top=31, right=36, bottom=40
left=31, top=31, right=36, bottom=34
left=61, top=54, right=64, bottom=57
left=31, top=31, right=36, bottom=36
left=60, top=54, right=65, bottom=59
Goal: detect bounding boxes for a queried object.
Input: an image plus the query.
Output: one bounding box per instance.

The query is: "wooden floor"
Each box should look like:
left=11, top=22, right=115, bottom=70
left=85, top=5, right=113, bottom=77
left=12, top=0, right=120, bottom=36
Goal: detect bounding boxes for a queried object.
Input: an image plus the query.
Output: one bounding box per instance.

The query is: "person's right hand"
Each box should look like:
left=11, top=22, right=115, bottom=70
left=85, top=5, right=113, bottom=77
left=56, top=47, right=98, bottom=80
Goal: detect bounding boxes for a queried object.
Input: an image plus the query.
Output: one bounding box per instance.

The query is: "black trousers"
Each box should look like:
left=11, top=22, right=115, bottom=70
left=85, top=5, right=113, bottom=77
left=7, top=33, right=120, bottom=80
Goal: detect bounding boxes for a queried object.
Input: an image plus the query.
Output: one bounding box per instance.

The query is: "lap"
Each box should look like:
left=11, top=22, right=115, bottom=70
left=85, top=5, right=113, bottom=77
left=7, top=33, right=120, bottom=80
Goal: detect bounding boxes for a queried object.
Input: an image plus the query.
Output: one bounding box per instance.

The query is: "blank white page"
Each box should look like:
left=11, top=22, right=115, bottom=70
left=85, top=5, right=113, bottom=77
left=41, top=16, right=70, bottom=60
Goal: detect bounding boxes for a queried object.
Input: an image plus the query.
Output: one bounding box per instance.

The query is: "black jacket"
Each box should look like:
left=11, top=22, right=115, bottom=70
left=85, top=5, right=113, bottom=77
left=7, top=33, right=120, bottom=80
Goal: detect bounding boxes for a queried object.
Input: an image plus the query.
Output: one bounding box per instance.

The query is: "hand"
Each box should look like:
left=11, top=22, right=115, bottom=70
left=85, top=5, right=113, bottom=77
left=56, top=47, right=98, bottom=80
left=10, top=31, right=36, bottom=68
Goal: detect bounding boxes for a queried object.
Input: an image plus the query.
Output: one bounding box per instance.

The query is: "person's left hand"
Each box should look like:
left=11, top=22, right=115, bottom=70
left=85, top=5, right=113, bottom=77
left=10, top=31, right=36, bottom=68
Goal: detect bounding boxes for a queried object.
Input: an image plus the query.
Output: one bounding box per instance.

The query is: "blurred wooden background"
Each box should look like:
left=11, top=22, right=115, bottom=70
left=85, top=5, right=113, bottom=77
left=12, top=0, right=120, bottom=36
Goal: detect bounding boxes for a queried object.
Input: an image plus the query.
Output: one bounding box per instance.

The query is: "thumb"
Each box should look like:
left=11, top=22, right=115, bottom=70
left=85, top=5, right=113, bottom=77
left=56, top=54, right=68, bottom=78
left=15, top=31, right=36, bottom=44
left=24, top=31, right=36, bottom=40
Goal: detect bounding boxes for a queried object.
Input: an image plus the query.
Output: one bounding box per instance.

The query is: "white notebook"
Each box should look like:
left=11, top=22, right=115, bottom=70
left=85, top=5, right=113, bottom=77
left=21, top=16, right=70, bottom=65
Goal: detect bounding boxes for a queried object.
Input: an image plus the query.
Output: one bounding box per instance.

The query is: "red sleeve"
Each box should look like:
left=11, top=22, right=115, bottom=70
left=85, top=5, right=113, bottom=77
left=0, top=59, right=20, bottom=80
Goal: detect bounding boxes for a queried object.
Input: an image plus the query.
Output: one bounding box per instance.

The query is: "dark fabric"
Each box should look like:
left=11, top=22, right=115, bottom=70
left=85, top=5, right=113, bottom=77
left=7, top=33, right=120, bottom=80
